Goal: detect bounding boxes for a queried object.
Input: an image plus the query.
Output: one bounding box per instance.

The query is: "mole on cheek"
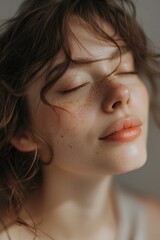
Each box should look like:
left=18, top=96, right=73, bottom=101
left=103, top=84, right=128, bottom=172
left=67, top=145, right=73, bottom=149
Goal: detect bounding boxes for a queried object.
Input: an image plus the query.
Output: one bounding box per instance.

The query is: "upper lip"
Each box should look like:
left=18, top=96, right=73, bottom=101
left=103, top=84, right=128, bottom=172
left=99, top=116, right=142, bottom=139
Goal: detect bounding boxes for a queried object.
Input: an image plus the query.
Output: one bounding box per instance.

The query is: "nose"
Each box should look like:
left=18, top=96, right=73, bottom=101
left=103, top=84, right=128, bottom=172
left=102, top=81, right=130, bottom=113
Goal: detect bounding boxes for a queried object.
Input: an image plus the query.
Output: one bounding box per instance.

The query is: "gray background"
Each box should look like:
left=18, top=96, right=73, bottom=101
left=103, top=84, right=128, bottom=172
left=0, top=0, right=160, bottom=199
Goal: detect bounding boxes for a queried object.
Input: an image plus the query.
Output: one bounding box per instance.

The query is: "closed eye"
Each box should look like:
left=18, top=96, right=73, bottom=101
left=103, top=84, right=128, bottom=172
left=60, top=83, right=89, bottom=95
left=117, top=71, right=138, bottom=76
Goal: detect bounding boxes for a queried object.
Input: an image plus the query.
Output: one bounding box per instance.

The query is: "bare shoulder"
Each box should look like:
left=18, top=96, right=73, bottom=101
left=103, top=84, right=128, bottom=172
left=134, top=192, right=160, bottom=240
left=0, top=224, right=17, bottom=240
left=0, top=224, right=22, bottom=240
left=0, top=223, right=36, bottom=240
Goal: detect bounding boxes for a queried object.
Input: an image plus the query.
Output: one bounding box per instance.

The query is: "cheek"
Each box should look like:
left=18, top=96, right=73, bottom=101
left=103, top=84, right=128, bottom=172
left=28, top=101, right=61, bottom=143
left=29, top=84, right=98, bottom=144
left=45, top=89, right=98, bottom=132
left=132, top=83, right=149, bottom=140
left=132, top=83, right=149, bottom=113
left=35, top=103, right=85, bottom=141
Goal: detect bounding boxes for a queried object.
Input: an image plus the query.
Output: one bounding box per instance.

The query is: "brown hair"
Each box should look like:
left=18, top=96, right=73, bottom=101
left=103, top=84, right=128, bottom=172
left=0, top=0, right=159, bottom=238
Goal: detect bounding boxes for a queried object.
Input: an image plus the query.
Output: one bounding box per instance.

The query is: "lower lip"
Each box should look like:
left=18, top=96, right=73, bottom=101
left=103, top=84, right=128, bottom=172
left=101, top=126, right=142, bottom=142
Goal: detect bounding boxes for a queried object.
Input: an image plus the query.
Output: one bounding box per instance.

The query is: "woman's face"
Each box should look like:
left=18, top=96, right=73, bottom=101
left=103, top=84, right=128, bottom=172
left=27, top=18, right=149, bottom=176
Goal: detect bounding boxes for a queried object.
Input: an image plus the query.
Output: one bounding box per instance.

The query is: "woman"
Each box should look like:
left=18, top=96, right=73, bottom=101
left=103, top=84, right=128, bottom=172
left=0, top=0, right=160, bottom=239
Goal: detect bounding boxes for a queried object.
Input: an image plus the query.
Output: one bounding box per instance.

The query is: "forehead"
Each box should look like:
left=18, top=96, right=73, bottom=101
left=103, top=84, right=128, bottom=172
left=67, top=16, right=125, bottom=61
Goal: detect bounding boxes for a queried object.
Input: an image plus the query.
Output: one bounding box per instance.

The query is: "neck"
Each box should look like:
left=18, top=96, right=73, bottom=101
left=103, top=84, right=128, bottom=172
left=26, top=164, right=118, bottom=239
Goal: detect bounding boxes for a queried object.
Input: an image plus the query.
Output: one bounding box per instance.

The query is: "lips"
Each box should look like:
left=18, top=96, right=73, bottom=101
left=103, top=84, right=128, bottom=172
left=99, top=116, right=142, bottom=141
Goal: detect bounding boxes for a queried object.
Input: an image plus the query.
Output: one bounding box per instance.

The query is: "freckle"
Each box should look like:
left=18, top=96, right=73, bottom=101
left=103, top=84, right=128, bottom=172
left=67, top=145, right=73, bottom=149
left=61, top=135, right=64, bottom=138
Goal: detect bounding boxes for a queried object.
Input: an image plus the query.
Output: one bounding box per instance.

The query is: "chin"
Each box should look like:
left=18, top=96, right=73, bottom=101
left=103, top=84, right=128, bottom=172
left=112, top=146, right=147, bottom=175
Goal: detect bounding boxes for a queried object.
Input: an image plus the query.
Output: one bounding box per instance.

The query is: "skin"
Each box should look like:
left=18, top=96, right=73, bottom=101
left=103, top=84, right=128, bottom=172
left=7, top=17, right=153, bottom=240
left=27, top=18, right=149, bottom=176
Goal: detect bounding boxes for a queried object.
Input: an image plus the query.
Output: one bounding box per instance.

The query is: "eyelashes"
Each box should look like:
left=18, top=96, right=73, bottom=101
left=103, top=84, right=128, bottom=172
left=116, top=71, right=138, bottom=76
left=60, top=83, right=89, bottom=95
left=59, top=71, right=138, bottom=95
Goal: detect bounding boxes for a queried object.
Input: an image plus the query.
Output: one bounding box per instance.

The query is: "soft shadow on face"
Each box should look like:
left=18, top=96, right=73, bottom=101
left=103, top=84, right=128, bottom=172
left=27, top=16, right=149, bottom=176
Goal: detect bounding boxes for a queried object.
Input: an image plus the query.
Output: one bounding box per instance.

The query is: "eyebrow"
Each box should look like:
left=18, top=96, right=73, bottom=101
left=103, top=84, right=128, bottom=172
left=68, top=46, right=129, bottom=69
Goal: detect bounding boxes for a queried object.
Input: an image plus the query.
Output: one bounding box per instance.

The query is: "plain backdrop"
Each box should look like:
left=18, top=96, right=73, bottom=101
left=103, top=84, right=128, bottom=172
left=0, top=0, right=160, bottom=199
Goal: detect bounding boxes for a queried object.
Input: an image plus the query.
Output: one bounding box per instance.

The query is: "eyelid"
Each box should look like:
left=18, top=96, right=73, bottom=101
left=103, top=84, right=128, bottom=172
left=116, top=71, right=138, bottom=76
left=60, top=82, right=89, bottom=95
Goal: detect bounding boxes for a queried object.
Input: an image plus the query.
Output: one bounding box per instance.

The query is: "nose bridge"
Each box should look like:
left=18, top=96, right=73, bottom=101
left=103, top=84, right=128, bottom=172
left=102, top=78, right=130, bottom=113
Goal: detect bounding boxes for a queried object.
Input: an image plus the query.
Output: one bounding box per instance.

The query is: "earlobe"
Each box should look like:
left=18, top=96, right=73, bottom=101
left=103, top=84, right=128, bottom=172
left=11, top=132, right=37, bottom=152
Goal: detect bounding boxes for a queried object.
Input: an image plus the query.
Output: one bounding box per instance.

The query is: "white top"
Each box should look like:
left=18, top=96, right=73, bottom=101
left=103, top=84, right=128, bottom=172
left=115, top=187, right=146, bottom=240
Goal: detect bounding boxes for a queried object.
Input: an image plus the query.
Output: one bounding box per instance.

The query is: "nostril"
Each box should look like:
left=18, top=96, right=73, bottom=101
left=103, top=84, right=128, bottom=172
left=102, top=83, right=130, bottom=113
left=112, top=101, right=122, bottom=109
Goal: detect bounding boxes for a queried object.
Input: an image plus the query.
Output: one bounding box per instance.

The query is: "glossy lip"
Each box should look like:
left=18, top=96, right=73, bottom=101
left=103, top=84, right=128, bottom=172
left=99, top=116, right=142, bottom=141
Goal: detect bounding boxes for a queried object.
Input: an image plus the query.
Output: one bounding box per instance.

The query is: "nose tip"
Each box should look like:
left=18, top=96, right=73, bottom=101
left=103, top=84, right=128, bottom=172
left=102, top=83, right=130, bottom=113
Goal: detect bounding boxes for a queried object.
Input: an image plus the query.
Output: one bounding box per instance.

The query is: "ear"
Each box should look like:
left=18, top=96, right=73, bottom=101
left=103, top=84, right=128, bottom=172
left=11, top=131, right=37, bottom=152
